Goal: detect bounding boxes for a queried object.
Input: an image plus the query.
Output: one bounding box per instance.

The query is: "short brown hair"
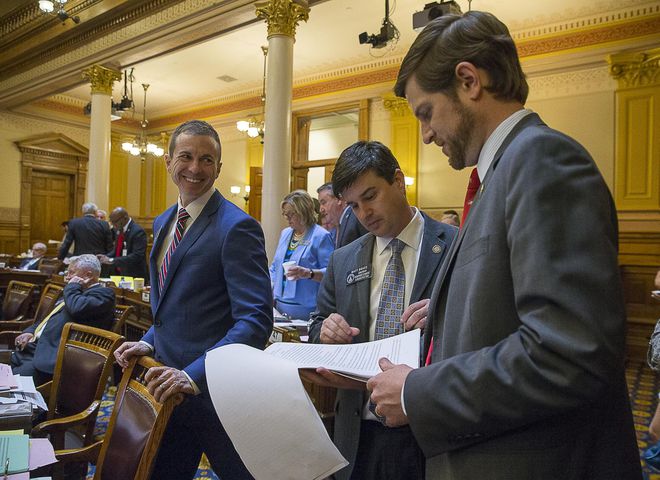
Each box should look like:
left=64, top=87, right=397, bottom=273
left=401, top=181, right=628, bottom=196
left=394, top=11, right=528, bottom=104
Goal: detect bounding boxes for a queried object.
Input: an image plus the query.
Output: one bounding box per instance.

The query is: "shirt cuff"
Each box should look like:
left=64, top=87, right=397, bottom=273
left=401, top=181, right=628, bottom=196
left=182, top=371, right=201, bottom=395
left=401, top=379, right=408, bottom=416
left=139, top=340, right=154, bottom=352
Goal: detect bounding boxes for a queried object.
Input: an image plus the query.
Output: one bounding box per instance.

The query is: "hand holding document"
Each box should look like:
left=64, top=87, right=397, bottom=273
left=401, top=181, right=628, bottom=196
left=266, top=328, right=421, bottom=381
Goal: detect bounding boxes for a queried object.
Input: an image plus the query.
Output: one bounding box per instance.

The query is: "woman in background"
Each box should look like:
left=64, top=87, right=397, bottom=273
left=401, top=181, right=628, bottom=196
left=270, top=190, right=333, bottom=320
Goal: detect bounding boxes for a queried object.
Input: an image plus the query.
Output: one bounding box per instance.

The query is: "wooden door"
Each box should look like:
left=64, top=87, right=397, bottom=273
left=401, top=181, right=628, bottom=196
left=30, top=171, right=73, bottom=249
left=248, top=166, right=263, bottom=222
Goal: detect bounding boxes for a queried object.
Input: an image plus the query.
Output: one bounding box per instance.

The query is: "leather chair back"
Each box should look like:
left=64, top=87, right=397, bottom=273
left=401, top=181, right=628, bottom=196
left=48, top=323, right=124, bottom=448
left=111, top=305, right=133, bottom=334
left=95, top=356, right=182, bottom=480
left=2, top=281, right=36, bottom=320
left=32, top=283, right=64, bottom=326
left=39, top=258, right=64, bottom=275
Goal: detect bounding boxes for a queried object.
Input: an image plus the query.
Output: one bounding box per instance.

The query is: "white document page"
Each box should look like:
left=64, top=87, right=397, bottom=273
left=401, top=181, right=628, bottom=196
left=265, top=329, right=420, bottom=380
left=206, top=344, right=348, bottom=480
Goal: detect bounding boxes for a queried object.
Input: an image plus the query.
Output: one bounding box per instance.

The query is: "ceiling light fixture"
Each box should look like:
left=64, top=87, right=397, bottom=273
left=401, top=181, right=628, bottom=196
left=236, top=46, right=268, bottom=142
left=121, top=83, right=165, bottom=160
left=38, top=0, right=80, bottom=24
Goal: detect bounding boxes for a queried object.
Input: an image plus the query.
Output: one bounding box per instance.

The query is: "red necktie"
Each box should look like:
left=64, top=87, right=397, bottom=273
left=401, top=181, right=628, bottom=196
left=426, top=169, right=482, bottom=366
left=461, top=168, right=481, bottom=226
left=158, top=208, right=190, bottom=294
left=115, top=232, right=125, bottom=258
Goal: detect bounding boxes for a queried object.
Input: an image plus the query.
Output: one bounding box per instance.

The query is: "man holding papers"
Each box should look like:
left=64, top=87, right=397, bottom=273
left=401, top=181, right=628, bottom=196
left=306, top=141, right=456, bottom=480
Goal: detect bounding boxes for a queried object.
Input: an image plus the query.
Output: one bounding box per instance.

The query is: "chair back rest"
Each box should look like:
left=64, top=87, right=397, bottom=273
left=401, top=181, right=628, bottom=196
left=111, top=305, right=133, bottom=334
left=2, top=281, right=36, bottom=319
left=49, top=323, right=124, bottom=433
left=33, top=283, right=64, bottom=326
left=38, top=258, right=64, bottom=275
left=95, top=356, right=182, bottom=480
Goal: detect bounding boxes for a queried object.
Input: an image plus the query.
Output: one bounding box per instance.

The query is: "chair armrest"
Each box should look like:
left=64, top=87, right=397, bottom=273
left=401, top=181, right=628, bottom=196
left=55, top=440, right=103, bottom=464
left=0, top=316, right=25, bottom=328
left=36, top=380, right=52, bottom=400
left=32, top=400, right=101, bottom=436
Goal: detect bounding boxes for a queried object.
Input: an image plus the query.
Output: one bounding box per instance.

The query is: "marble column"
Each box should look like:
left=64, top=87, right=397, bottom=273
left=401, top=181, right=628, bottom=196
left=82, top=65, right=121, bottom=211
left=256, top=0, right=309, bottom=261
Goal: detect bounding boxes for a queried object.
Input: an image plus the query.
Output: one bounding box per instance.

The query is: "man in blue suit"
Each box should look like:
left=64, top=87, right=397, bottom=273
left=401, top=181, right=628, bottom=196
left=115, top=120, right=273, bottom=480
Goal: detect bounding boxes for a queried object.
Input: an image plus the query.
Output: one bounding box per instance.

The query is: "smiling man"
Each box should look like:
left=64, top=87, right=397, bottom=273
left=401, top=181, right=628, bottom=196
left=305, top=141, right=456, bottom=480
left=114, top=120, right=273, bottom=480
left=365, top=11, right=641, bottom=480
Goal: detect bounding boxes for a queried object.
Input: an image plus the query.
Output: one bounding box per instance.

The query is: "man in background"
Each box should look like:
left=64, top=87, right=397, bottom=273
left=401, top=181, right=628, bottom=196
left=306, top=141, right=457, bottom=480
left=19, top=242, right=47, bottom=270
left=317, top=182, right=344, bottom=242
left=58, top=203, right=113, bottom=259
left=367, top=10, right=641, bottom=480
left=114, top=120, right=272, bottom=479
left=98, top=207, right=148, bottom=280
left=12, top=254, right=114, bottom=385
left=317, top=182, right=368, bottom=248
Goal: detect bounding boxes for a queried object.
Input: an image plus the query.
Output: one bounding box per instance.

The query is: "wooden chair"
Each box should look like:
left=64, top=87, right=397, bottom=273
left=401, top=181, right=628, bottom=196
left=39, top=258, right=64, bottom=275
left=32, top=323, right=124, bottom=453
left=0, top=280, right=37, bottom=322
left=49, top=356, right=183, bottom=480
left=111, top=304, right=133, bottom=335
left=0, top=282, right=64, bottom=351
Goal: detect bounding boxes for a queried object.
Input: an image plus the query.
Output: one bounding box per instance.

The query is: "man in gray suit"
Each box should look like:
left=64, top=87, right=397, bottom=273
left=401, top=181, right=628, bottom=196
left=366, top=11, right=641, bottom=480
left=306, top=141, right=457, bottom=480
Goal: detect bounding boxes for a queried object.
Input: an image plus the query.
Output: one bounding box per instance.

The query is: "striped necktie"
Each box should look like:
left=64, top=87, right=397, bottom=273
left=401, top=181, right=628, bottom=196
left=158, top=208, right=190, bottom=293
left=374, top=238, right=406, bottom=340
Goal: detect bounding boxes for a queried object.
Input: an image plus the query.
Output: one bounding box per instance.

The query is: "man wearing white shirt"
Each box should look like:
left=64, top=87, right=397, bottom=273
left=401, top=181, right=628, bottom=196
left=306, top=141, right=456, bottom=480
left=18, top=242, right=47, bottom=270
left=366, top=10, right=641, bottom=480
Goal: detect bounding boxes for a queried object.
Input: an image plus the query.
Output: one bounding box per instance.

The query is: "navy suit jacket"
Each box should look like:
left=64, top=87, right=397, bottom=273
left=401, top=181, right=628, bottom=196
left=59, top=215, right=113, bottom=259
left=336, top=207, right=368, bottom=248
left=27, top=282, right=114, bottom=374
left=309, top=212, right=457, bottom=480
left=145, top=190, right=273, bottom=393
left=107, top=220, right=148, bottom=279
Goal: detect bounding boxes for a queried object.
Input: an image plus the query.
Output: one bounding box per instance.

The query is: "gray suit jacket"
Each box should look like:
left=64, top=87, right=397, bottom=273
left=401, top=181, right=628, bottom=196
left=405, top=114, right=641, bottom=479
left=309, top=213, right=457, bottom=480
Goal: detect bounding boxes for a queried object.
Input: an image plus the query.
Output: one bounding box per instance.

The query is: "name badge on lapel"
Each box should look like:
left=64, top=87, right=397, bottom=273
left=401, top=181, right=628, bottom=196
left=346, top=265, right=371, bottom=286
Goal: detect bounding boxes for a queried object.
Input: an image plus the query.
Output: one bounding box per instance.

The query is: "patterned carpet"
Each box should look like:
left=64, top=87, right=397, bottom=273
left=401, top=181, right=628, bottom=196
left=84, top=359, right=659, bottom=479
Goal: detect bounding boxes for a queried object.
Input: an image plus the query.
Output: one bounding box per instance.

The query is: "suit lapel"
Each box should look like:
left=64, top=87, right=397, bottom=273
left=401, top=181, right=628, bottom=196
left=150, top=207, right=176, bottom=307
left=410, top=217, right=448, bottom=302
left=353, top=234, right=375, bottom=342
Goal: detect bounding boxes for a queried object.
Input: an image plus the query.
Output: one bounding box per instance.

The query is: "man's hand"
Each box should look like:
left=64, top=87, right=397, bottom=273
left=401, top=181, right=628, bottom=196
left=299, top=368, right=366, bottom=390
left=401, top=298, right=429, bottom=331
left=114, top=341, right=151, bottom=369
left=366, top=358, right=413, bottom=427
left=320, top=313, right=360, bottom=344
left=14, top=333, right=34, bottom=351
left=145, top=366, right=195, bottom=402
left=97, top=254, right=111, bottom=265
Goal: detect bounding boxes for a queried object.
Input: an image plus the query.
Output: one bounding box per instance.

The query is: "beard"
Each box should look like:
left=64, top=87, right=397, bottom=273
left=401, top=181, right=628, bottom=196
left=446, top=100, right=477, bottom=171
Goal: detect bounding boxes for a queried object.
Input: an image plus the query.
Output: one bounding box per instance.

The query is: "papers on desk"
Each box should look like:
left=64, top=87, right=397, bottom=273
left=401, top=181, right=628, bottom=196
left=0, top=365, right=17, bottom=390
left=206, top=344, right=348, bottom=480
left=0, top=376, right=47, bottom=412
left=0, top=434, right=29, bottom=474
left=265, top=328, right=421, bottom=381
left=0, top=431, right=56, bottom=479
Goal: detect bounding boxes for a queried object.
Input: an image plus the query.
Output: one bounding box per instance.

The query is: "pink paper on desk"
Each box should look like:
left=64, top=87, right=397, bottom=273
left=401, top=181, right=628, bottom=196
left=6, top=473, right=29, bottom=479
left=0, top=364, right=18, bottom=389
left=29, top=438, right=57, bottom=469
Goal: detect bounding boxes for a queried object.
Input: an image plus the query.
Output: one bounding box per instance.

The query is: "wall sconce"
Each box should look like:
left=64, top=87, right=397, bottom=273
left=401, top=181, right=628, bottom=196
left=404, top=176, right=415, bottom=186
left=243, top=185, right=251, bottom=206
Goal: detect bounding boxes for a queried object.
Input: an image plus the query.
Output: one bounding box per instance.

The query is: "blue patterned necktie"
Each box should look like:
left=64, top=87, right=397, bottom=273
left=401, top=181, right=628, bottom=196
left=375, top=238, right=406, bottom=340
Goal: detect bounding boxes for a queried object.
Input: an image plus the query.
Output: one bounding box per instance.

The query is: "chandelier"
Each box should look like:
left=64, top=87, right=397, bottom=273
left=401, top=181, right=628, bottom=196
left=236, top=46, right=268, bottom=140
left=121, top=84, right=165, bottom=159
left=38, top=0, right=80, bottom=23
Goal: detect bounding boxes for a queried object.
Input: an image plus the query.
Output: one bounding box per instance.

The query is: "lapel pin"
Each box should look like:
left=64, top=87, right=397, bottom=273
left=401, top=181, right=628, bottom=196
left=432, top=244, right=442, bottom=254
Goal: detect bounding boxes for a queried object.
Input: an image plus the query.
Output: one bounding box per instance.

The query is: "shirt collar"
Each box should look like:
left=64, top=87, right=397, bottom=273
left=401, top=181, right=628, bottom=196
left=375, top=207, right=424, bottom=256
left=122, top=218, right=132, bottom=233
left=476, top=108, right=533, bottom=181
left=177, top=188, right=215, bottom=223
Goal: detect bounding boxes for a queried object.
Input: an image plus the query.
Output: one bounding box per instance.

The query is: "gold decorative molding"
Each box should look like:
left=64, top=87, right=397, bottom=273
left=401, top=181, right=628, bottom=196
left=382, top=93, right=411, bottom=117
left=82, top=65, right=121, bottom=95
left=608, top=47, right=660, bottom=88
left=255, top=0, right=309, bottom=39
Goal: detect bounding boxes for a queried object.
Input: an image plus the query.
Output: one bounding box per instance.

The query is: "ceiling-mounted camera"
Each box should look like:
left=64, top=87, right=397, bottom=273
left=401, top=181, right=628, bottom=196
left=358, top=0, right=399, bottom=49
left=413, top=1, right=462, bottom=31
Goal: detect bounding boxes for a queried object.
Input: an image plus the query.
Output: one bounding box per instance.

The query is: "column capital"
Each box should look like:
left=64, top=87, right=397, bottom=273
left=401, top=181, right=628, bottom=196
left=82, top=65, right=122, bottom=95
left=608, top=47, right=660, bottom=88
left=382, top=93, right=412, bottom=117
left=255, top=0, right=309, bottom=39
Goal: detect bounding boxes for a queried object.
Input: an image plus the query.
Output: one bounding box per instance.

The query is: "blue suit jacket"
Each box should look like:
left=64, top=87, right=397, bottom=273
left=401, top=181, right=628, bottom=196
left=270, top=224, right=333, bottom=319
left=145, top=190, right=273, bottom=393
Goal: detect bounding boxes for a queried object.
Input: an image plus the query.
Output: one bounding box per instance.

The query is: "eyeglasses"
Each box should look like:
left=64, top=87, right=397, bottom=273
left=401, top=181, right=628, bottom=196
left=282, top=211, right=297, bottom=220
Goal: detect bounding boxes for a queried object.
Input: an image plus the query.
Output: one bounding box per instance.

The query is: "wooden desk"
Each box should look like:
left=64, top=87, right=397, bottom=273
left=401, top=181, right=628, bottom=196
left=119, top=289, right=153, bottom=341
